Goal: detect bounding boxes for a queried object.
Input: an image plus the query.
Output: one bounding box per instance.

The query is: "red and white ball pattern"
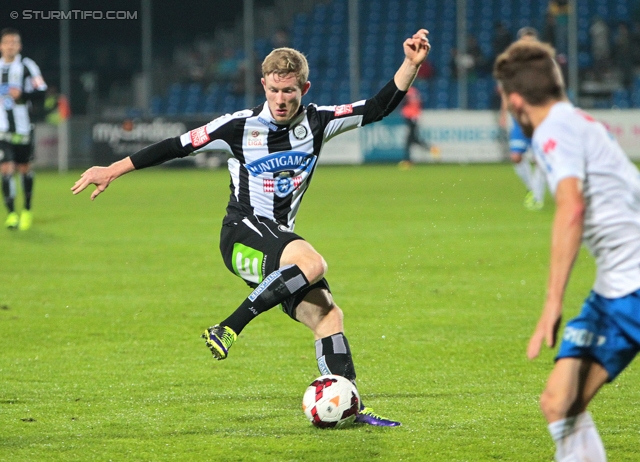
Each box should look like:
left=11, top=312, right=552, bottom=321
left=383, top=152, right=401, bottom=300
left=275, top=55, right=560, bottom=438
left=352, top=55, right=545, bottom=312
left=302, top=375, right=360, bottom=428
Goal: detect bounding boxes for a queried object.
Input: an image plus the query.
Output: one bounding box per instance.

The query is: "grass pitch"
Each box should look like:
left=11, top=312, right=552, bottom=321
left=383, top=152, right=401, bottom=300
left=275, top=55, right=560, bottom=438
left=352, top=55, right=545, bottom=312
left=1, top=164, right=639, bottom=461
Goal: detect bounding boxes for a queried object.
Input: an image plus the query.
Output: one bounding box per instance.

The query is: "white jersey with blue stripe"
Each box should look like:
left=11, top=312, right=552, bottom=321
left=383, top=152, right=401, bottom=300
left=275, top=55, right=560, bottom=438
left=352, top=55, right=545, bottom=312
left=532, top=102, right=640, bottom=298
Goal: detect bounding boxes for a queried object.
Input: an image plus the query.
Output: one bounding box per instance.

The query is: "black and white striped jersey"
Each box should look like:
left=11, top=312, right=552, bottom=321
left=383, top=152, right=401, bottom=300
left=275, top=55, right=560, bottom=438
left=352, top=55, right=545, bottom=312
left=0, top=54, right=47, bottom=138
left=131, top=79, right=405, bottom=230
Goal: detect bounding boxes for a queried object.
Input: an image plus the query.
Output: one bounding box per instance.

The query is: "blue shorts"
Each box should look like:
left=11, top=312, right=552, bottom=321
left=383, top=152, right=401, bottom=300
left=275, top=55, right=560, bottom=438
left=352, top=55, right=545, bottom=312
left=556, top=289, right=640, bottom=381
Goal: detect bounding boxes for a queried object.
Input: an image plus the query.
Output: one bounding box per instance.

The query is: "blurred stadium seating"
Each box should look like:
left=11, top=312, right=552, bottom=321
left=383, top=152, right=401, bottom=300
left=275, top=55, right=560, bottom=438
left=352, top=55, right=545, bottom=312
left=151, top=0, right=640, bottom=115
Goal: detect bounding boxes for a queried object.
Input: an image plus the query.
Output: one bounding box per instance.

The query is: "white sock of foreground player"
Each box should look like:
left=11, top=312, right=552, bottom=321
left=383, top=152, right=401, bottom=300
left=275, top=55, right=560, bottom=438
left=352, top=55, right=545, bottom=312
left=548, top=412, right=606, bottom=462
left=513, top=160, right=533, bottom=191
left=532, top=164, right=546, bottom=203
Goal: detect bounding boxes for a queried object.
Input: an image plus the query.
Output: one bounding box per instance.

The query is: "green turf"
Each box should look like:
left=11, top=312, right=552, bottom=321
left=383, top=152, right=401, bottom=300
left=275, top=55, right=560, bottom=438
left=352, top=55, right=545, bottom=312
left=1, top=164, right=639, bottom=461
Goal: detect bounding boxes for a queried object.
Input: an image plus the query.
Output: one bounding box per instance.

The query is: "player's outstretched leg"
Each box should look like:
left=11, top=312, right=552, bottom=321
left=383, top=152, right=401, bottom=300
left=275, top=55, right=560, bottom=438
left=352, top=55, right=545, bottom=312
left=202, top=264, right=309, bottom=360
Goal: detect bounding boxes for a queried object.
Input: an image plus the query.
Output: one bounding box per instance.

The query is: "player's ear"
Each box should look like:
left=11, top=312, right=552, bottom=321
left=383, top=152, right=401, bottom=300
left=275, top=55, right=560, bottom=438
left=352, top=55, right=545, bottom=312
left=261, top=77, right=267, bottom=91
left=508, top=92, right=525, bottom=111
left=301, top=81, right=311, bottom=96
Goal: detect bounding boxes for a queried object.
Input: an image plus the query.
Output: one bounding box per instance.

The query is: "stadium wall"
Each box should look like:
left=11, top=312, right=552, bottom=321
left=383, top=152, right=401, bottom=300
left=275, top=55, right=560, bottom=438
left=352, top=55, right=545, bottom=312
left=33, top=110, right=640, bottom=168
left=336, top=109, right=640, bottom=164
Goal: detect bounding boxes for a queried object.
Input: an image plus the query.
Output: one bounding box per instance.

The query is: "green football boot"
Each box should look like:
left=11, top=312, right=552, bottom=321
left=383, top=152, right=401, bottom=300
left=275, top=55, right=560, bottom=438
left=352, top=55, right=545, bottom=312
left=5, top=212, right=19, bottom=230
left=18, top=210, right=32, bottom=230
left=524, top=191, right=543, bottom=211
left=202, top=325, right=237, bottom=360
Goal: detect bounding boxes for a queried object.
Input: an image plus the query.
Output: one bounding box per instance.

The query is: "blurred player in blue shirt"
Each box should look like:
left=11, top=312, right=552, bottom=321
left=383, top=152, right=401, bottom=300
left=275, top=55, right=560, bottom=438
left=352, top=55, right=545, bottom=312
left=501, top=27, right=547, bottom=210
left=509, top=114, right=546, bottom=210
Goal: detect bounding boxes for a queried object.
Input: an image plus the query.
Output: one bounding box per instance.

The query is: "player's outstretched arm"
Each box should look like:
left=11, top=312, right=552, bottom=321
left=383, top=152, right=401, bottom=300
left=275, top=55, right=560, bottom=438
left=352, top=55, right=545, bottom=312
left=527, top=177, right=584, bottom=359
left=71, top=157, right=135, bottom=201
left=394, top=29, right=431, bottom=91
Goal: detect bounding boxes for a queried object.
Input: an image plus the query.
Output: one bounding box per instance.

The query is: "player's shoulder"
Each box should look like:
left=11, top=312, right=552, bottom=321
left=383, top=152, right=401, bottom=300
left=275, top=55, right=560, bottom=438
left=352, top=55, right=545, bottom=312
left=228, top=108, right=257, bottom=121
left=20, top=56, right=40, bottom=70
left=19, top=56, right=44, bottom=75
left=209, top=108, right=257, bottom=126
left=232, top=108, right=256, bottom=119
left=536, top=103, right=581, bottom=139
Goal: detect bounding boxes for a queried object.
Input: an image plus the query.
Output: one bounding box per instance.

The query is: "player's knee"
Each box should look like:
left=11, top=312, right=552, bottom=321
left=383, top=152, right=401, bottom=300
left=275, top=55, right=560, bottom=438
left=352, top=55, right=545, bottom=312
left=539, top=387, right=573, bottom=422
left=302, top=253, right=328, bottom=284
left=325, top=303, right=342, bottom=323
left=510, top=154, right=522, bottom=164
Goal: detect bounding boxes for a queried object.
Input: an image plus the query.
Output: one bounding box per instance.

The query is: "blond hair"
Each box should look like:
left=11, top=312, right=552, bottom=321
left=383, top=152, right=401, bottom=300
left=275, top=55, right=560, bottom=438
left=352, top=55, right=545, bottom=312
left=261, top=47, right=309, bottom=89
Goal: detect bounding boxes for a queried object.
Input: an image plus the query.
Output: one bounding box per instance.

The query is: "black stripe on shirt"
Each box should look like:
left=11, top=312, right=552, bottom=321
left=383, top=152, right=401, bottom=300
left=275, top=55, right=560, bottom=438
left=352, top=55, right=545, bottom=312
left=267, top=128, right=294, bottom=225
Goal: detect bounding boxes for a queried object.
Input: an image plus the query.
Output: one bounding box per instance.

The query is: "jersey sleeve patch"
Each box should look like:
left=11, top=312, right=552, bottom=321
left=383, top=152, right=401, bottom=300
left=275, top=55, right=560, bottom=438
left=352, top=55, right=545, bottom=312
left=189, top=125, right=210, bottom=148
left=334, top=104, right=353, bottom=117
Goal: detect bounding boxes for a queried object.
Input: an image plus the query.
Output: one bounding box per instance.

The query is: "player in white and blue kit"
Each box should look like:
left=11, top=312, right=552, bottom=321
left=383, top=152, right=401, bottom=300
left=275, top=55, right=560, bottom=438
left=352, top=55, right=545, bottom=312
left=495, top=40, right=640, bottom=461
left=502, top=26, right=546, bottom=211
left=509, top=116, right=546, bottom=210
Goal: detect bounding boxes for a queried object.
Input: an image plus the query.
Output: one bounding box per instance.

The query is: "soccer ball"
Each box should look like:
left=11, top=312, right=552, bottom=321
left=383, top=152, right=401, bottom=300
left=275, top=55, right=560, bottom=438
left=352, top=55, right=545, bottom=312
left=302, top=375, right=360, bottom=428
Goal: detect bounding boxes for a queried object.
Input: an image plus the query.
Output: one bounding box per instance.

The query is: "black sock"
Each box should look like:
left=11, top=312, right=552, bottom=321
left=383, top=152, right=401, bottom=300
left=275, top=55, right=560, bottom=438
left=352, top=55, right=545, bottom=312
left=2, top=174, right=15, bottom=213
left=315, top=333, right=357, bottom=383
left=21, top=171, right=34, bottom=210
left=222, top=264, right=309, bottom=335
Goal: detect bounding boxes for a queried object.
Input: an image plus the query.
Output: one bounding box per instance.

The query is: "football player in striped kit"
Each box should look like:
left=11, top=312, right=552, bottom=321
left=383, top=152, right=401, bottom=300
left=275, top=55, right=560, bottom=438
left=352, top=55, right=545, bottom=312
left=73, top=29, right=432, bottom=427
left=0, top=28, right=47, bottom=230
left=496, top=39, right=640, bottom=461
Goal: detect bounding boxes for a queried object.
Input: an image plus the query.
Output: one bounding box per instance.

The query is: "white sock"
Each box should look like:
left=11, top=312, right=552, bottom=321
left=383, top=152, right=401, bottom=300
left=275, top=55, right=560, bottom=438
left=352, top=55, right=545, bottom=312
left=548, top=412, right=606, bottom=462
left=532, top=165, right=546, bottom=203
left=513, top=160, right=533, bottom=191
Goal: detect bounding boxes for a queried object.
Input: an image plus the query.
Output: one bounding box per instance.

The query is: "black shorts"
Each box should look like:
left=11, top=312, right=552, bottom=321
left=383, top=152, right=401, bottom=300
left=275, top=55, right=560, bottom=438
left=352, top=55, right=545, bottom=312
left=0, top=138, right=34, bottom=165
left=219, top=214, right=331, bottom=319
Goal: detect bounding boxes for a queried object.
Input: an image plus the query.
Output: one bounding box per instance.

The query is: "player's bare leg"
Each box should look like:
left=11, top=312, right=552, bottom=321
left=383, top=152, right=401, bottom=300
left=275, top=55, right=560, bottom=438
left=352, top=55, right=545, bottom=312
left=295, top=288, right=342, bottom=338
left=540, top=358, right=608, bottom=461
left=296, top=288, right=401, bottom=427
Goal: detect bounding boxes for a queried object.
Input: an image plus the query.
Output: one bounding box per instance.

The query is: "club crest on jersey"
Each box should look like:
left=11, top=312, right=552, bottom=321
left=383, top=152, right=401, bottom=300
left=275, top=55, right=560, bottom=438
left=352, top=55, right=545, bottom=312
left=293, top=124, right=307, bottom=140
left=264, top=176, right=303, bottom=197
left=245, top=151, right=317, bottom=176
left=2, top=96, right=14, bottom=110
left=334, top=104, right=353, bottom=116
left=247, top=129, right=265, bottom=147
left=190, top=126, right=210, bottom=148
